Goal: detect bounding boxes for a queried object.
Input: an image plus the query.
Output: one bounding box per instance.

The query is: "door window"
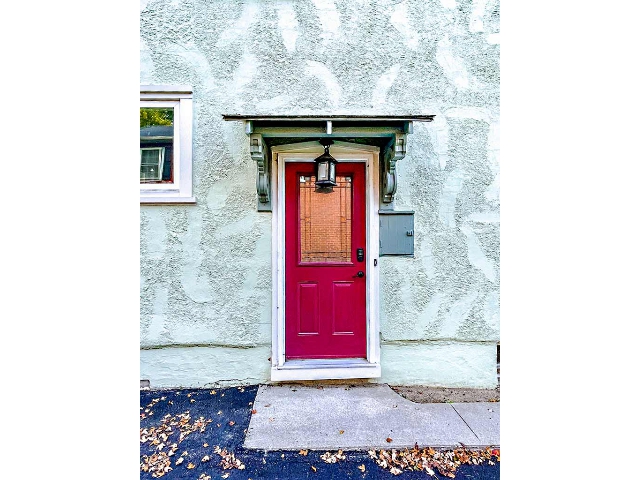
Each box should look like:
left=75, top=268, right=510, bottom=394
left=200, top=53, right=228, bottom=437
left=299, top=175, right=352, bottom=263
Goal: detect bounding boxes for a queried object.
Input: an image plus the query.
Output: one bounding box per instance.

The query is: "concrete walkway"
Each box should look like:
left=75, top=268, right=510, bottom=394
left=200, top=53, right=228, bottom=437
left=244, top=384, right=499, bottom=451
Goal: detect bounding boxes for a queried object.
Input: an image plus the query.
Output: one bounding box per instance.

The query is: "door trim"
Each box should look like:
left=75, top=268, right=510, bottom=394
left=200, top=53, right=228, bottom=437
left=270, top=141, right=381, bottom=381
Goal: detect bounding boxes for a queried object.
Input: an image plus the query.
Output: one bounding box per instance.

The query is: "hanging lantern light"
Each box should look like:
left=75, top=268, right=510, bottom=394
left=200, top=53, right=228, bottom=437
left=314, top=139, right=338, bottom=190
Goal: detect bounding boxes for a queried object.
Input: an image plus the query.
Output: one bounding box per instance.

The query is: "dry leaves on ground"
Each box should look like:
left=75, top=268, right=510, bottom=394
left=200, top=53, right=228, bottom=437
left=320, top=450, right=346, bottom=464
left=214, top=445, right=246, bottom=470
left=368, top=446, right=500, bottom=478
left=140, top=409, right=213, bottom=477
left=140, top=396, right=167, bottom=419
left=140, top=452, right=172, bottom=478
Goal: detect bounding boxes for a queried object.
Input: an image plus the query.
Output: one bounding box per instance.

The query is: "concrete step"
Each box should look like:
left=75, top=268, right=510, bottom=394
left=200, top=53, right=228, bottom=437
left=244, top=384, right=499, bottom=451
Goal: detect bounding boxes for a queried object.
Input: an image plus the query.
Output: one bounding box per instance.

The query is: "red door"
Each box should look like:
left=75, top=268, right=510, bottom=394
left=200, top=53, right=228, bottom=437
left=285, top=161, right=367, bottom=359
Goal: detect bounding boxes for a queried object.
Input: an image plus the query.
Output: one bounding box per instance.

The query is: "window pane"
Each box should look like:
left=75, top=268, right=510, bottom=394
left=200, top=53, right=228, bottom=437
left=140, top=165, right=160, bottom=181
left=299, top=175, right=352, bottom=263
left=140, top=107, right=174, bottom=183
left=140, top=149, right=159, bottom=165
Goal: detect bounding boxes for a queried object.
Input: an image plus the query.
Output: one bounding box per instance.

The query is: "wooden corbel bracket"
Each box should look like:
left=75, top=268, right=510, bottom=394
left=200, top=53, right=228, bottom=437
left=249, top=133, right=271, bottom=211
left=381, top=132, right=407, bottom=205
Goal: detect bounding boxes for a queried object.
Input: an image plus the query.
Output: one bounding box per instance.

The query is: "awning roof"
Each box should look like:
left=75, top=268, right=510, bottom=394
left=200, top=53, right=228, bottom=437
left=223, top=115, right=433, bottom=211
left=222, top=114, right=435, bottom=140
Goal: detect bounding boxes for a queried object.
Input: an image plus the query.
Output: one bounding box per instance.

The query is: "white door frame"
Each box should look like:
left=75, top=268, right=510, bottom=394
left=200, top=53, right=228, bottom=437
left=269, top=141, right=381, bottom=381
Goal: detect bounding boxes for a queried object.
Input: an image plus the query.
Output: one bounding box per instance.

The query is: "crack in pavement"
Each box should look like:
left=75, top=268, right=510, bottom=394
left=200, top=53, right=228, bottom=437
left=450, top=404, right=481, bottom=443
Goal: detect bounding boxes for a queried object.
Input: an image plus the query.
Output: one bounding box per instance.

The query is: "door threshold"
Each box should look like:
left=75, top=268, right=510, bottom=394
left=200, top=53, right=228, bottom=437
left=271, top=358, right=381, bottom=381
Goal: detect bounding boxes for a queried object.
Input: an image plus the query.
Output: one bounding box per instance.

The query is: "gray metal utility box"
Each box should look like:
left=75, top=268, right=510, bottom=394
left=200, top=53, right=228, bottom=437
left=379, top=211, right=414, bottom=256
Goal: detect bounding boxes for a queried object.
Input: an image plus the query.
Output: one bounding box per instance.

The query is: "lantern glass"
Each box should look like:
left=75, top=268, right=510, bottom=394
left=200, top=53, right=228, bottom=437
left=317, top=161, right=328, bottom=181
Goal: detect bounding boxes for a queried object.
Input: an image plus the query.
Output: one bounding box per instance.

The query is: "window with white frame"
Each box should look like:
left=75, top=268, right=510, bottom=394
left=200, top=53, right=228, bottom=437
left=140, top=86, right=194, bottom=203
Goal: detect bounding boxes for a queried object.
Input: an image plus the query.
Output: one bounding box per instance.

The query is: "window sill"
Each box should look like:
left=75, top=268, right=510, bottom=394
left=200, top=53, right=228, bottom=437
left=140, top=196, right=196, bottom=205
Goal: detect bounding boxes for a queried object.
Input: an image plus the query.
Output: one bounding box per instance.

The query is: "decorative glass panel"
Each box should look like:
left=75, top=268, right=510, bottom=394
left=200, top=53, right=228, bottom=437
left=299, top=175, right=352, bottom=263
left=140, top=107, right=174, bottom=183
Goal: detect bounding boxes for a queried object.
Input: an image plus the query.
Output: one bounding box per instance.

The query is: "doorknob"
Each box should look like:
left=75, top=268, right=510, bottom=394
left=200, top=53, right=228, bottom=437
left=353, top=271, right=364, bottom=278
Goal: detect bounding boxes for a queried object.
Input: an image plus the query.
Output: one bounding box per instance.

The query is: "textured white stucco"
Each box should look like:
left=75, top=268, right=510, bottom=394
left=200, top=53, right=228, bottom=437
left=380, top=342, right=497, bottom=387
left=141, top=345, right=271, bottom=388
left=140, top=0, right=500, bottom=388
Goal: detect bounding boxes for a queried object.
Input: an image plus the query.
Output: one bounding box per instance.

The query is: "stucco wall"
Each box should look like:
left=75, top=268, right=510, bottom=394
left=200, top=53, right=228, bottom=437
left=140, top=0, right=500, bottom=388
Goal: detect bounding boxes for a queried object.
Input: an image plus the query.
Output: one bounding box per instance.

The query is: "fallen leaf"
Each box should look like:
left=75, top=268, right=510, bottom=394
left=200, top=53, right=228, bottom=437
left=210, top=390, right=217, bottom=395
left=217, top=410, right=223, bottom=415
left=222, top=474, right=229, bottom=479
left=390, top=466, right=402, bottom=475
left=186, top=463, right=195, bottom=469
left=299, top=450, right=308, bottom=456
left=281, top=454, right=285, bottom=458
left=199, top=475, right=211, bottom=480
left=203, top=443, right=209, bottom=447
left=358, top=464, right=366, bottom=472
left=386, top=437, right=393, bottom=443
left=251, top=409, right=257, bottom=414
left=339, top=430, right=344, bottom=434
left=229, top=421, right=235, bottom=426
left=175, top=457, right=184, bottom=465
left=311, top=466, right=317, bottom=472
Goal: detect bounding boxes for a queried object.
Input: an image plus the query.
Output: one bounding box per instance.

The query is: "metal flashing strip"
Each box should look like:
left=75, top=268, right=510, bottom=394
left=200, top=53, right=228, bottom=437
left=222, top=114, right=435, bottom=121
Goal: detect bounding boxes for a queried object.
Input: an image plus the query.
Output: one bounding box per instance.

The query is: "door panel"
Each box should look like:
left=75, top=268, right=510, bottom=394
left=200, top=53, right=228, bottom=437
left=332, top=282, right=356, bottom=334
left=285, top=161, right=367, bottom=359
left=297, top=283, right=319, bottom=335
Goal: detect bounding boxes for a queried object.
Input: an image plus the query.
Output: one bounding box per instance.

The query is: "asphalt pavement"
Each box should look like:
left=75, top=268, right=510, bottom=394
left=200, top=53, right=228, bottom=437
left=140, top=386, right=500, bottom=480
